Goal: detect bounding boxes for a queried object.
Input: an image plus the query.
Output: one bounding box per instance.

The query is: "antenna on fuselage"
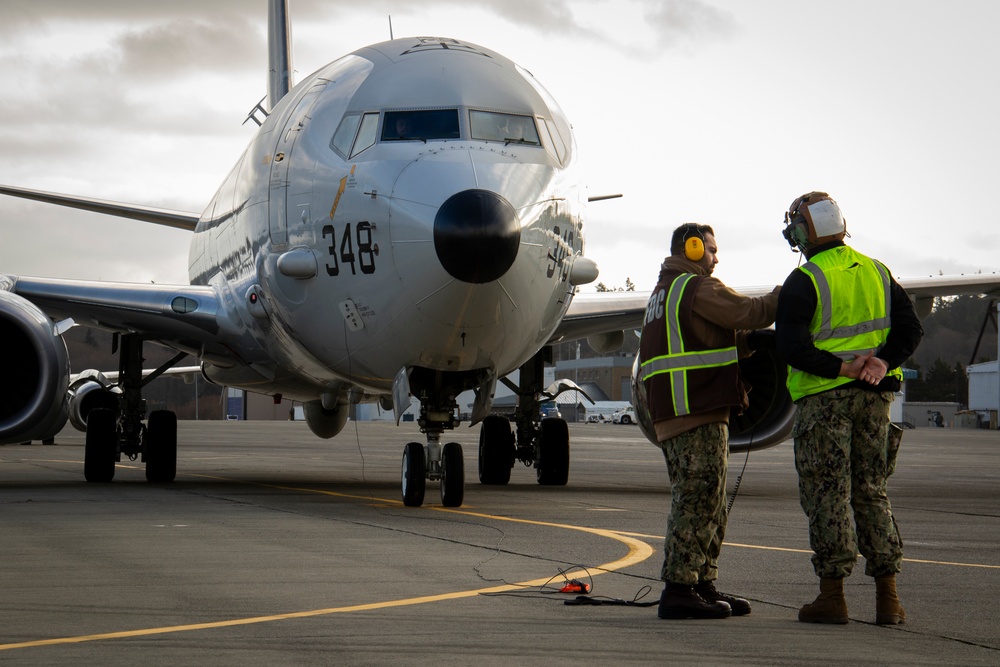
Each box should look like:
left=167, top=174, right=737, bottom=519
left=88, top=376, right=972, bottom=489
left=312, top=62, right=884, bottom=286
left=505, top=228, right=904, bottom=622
left=389, top=15, right=394, bottom=40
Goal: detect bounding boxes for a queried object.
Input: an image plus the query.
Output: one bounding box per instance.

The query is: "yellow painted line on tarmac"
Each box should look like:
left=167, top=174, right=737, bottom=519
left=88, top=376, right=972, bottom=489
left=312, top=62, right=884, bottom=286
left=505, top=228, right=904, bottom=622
left=618, top=531, right=1000, bottom=569
left=0, top=478, right=654, bottom=652
left=899, top=556, right=1000, bottom=569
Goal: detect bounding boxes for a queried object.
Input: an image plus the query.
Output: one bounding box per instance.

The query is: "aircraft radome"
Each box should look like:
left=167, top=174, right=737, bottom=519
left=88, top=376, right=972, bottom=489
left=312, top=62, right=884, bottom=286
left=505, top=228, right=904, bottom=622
left=2, top=0, right=999, bottom=507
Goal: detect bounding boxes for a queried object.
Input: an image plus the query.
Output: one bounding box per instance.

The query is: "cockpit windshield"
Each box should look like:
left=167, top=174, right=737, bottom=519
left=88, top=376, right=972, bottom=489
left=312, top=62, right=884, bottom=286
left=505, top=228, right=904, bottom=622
left=381, top=110, right=460, bottom=141
left=470, top=111, right=540, bottom=146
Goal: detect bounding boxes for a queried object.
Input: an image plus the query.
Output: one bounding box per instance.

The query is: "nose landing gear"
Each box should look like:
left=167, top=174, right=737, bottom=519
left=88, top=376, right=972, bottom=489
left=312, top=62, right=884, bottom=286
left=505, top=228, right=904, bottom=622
left=400, top=408, right=465, bottom=508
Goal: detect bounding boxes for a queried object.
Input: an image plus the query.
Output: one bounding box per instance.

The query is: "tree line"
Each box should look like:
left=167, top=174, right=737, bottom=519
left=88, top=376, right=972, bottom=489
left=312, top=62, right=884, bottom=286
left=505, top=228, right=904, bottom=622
left=904, top=295, right=997, bottom=404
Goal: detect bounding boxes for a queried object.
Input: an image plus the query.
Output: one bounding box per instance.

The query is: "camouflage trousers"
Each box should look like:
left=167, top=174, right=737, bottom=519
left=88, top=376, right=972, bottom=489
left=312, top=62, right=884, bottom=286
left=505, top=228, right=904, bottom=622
left=657, top=422, right=729, bottom=585
left=793, top=387, right=904, bottom=579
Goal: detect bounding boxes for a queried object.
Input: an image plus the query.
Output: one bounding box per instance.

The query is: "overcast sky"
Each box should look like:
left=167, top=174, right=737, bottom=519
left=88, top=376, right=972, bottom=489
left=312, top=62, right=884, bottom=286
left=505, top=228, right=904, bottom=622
left=1, top=0, right=997, bottom=293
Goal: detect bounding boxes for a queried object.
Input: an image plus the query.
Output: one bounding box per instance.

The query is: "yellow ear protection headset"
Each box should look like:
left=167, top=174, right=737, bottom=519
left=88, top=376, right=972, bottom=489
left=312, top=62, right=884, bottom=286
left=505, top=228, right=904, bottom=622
left=682, top=224, right=706, bottom=262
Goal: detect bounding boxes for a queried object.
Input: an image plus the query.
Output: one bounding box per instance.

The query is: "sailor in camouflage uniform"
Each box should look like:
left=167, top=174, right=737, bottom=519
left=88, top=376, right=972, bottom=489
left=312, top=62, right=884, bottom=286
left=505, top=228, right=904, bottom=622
left=775, top=192, right=922, bottom=625
left=637, top=223, right=780, bottom=619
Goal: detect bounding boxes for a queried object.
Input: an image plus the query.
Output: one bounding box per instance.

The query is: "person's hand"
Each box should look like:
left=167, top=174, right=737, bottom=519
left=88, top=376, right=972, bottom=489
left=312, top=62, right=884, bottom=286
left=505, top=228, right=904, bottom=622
left=840, top=352, right=873, bottom=379
left=747, top=329, right=776, bottom=352
left=861, top=356, right=888, bottom=385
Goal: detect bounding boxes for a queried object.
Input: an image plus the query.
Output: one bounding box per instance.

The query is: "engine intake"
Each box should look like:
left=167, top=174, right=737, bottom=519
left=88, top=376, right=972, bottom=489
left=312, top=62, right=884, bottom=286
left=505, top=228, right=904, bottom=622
left=67, top=370, right=121, bottom=432
left=631, top=348, right=795, bottom=453
left=0, top=291, right=71, bottom=443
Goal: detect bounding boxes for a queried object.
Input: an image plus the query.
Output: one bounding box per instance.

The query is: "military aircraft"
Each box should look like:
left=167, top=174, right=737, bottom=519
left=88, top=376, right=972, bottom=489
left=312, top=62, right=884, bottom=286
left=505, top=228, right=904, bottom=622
left=2, top=1, right=999, bottom=508
left=0, top=0, right=609, bottom=508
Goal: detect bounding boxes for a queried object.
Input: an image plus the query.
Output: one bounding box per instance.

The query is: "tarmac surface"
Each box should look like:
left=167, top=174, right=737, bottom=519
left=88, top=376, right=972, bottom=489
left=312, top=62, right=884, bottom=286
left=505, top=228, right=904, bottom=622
left=1, top=420, right=998, bottom=665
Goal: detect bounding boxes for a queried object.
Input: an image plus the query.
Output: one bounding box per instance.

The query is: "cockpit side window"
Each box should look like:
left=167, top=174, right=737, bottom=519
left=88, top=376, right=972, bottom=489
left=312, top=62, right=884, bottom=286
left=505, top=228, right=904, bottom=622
left=470, top=111, right=540, bottom=146
left=353, top=113, right=379, bottom=156
left=541, top=118, right=567, bottom=163
left=331, top=114, right=361, bottom=157
left=331, top=112, right=380, bottom=158
left=381, top=110, right=460, bottom=141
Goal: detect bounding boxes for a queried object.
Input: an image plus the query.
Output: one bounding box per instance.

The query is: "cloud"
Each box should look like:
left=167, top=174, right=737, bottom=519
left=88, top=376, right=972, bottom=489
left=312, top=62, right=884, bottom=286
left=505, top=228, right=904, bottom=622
left=296, top=0, right=736, bottom=56
left=115, top=18, right=262, bottom=79
left=641, top=0, right=738, bottom=50
left=0, top=1, right=252, bottom=35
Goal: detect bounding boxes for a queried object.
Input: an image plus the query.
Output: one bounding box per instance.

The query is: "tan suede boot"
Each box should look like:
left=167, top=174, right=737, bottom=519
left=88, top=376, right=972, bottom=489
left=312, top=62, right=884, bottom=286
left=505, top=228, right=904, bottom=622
left=798, top=577, right=849, bottom=624
left=875, top=574, right=906, bottom=625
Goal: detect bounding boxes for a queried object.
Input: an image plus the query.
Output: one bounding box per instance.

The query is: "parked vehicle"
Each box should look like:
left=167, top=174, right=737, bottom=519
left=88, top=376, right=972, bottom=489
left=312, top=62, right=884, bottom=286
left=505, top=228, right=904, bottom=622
left=612, top=407, right=636, bottom=424
left=540, top=402, right=562, bottom=420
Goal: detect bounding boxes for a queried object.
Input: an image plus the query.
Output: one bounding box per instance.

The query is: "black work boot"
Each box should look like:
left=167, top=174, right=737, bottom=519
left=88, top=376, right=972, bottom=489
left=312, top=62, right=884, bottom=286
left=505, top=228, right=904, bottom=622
left=658, top=583, right=732, bottom=620
left=695, top=580, right=751, bottom=616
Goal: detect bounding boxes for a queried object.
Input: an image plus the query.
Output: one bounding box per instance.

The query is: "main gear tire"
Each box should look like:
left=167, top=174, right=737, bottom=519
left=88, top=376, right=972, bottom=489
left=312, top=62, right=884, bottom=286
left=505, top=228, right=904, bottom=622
left=84, top=408, right=117, bottom=483
left=478, top=415, right=514, bottom=485
left=536, top=417, right=569, bottom=486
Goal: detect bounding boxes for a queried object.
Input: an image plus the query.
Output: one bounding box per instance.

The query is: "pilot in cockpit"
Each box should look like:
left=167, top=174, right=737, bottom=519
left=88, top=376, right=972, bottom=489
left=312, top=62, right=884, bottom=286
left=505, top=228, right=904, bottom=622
left=497, top=116, right=525, bottom=142
left=394, top=116, right=413, bottom=139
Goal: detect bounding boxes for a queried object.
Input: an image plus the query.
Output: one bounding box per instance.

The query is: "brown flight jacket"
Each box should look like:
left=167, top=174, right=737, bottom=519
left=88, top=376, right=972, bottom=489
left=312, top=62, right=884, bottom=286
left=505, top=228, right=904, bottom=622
left=641, top=255, right=780, bottom=442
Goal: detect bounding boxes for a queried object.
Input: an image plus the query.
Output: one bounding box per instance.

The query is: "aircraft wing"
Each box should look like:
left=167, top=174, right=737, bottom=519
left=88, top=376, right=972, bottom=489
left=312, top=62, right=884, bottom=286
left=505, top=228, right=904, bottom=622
left=554, top=274, right=1000, bottom=344
left=552, top=284, right=781, bottom=343
left=552, top=291, right=647, bottom=342
left=897, top=273, right=1000, bottom=318
left=0, top=274, right=235, bottom=366
left=0, top=185, right=200, bottom=231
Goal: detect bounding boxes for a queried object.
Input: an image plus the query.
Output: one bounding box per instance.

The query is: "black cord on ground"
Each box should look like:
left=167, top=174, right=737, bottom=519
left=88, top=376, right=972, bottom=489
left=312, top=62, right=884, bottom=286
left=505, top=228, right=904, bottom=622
left=726, top=423, right=755, bottom=515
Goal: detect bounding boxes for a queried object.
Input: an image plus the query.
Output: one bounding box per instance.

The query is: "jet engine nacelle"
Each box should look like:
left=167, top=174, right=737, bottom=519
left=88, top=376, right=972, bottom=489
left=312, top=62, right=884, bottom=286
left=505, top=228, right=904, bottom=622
left=0, top=291, right=71, bottom=443
left=67, top=370, right=121, bottom=432
left=631, top=347, right=796, bottom=453
left=303, top=400, right=350, bottom=439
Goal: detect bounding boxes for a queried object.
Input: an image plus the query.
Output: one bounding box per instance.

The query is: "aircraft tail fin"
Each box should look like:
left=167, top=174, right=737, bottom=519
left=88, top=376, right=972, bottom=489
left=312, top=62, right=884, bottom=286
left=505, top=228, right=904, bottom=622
left=268, top=0, right=294, bottom=110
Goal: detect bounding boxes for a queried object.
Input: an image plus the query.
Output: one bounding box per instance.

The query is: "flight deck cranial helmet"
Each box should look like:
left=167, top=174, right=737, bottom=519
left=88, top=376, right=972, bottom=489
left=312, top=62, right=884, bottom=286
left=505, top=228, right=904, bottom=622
left=782, top=191, right=847, bottom=252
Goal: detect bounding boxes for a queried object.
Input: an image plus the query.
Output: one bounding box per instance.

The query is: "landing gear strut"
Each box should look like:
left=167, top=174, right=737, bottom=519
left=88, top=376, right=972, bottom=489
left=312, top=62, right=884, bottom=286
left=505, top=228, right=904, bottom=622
left=83, top=334, right=184, bottom=483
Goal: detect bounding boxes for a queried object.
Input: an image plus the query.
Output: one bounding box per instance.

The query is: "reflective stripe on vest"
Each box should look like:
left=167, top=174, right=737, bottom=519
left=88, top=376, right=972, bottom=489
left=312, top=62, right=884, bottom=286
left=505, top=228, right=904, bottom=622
left=640, top=273, right=738, bottom=416
left=787, top=248, right=902, bottom=400
left=806, top=258, right=891, bottom=352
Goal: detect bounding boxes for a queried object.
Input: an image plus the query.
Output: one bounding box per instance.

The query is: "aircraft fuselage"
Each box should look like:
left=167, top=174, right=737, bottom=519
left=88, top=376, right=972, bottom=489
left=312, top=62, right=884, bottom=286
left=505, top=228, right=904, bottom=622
left=190, top=37, right=587, bottom=407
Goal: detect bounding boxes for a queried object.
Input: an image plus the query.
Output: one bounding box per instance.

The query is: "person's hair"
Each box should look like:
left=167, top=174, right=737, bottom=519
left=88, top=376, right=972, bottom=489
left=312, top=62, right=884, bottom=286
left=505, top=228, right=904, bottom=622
left=670, top=223, right=714, bottom=256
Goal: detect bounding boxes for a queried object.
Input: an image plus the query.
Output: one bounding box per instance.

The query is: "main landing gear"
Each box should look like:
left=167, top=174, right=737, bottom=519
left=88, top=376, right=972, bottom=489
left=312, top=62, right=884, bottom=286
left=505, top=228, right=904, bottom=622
left=84, top=334, right=184, bottom=484
left=477, top=348, right=581, bottom=488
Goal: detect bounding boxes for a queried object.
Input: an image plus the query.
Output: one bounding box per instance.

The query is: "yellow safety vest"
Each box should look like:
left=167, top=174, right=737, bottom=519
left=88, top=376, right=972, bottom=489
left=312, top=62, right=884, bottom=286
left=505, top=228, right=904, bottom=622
left=786, top=246, right=903, bottom=401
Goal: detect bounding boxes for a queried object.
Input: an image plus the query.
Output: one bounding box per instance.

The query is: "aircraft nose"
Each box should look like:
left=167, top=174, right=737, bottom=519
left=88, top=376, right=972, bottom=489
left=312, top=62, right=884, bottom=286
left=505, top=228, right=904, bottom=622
left=433, top=189, right=520, bottom=284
